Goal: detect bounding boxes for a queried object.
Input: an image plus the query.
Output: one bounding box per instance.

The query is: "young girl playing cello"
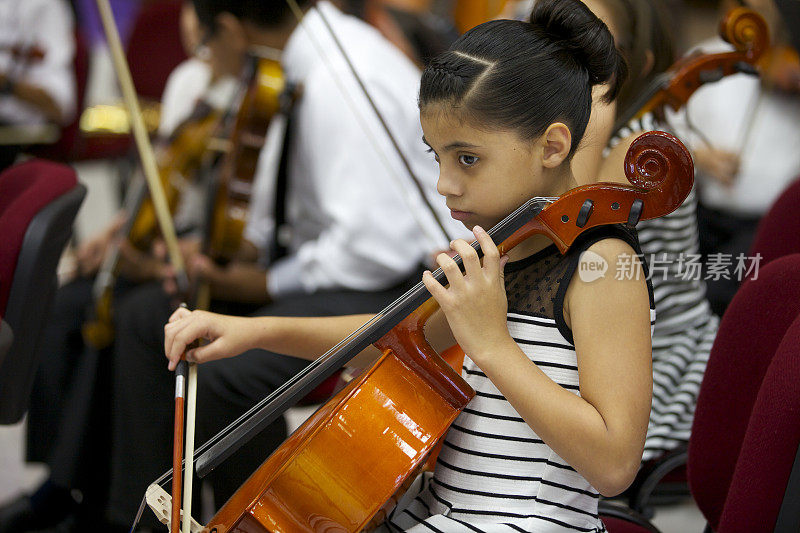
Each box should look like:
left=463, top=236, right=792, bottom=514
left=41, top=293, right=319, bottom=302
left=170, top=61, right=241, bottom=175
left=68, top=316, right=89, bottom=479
left=164, top=0, right=655, bottom=529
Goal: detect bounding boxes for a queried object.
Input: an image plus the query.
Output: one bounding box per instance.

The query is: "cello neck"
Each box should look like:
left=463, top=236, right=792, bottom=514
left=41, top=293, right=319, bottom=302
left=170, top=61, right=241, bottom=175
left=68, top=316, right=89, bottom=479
left=194, top=196, right=552, bottom=477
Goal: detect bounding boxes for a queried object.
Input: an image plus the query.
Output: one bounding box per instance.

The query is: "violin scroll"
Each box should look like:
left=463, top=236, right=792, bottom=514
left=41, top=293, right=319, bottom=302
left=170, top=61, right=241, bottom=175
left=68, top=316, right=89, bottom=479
left=720, top=6, right=769, bottom=61
left=623, top=130, right=694, bottom=218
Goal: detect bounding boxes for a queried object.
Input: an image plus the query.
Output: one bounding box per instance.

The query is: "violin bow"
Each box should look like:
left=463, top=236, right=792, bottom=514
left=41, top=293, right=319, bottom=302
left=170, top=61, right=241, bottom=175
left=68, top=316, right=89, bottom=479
left=93, top=1, right=196, bottom=532
left=284, top=0, right=454, bottom=247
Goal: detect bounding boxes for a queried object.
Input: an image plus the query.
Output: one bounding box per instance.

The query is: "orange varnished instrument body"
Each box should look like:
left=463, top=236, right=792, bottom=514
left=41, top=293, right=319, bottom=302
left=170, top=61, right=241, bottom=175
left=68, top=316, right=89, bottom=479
left=201, top=131, right=694, bottom=533
left=209, top=58, right=286, bottom=263
left=207, top=302, right=472, bottom=532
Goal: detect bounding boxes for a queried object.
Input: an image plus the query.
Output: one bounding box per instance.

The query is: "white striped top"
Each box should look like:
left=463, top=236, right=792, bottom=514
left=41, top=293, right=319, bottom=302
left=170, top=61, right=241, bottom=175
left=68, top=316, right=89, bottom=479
left=384, top=227, right=655, bottom=532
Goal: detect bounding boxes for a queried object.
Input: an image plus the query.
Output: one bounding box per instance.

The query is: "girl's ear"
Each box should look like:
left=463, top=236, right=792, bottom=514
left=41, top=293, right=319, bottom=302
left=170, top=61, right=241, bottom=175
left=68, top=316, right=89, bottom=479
left=541, top=123, right=572, bottom=169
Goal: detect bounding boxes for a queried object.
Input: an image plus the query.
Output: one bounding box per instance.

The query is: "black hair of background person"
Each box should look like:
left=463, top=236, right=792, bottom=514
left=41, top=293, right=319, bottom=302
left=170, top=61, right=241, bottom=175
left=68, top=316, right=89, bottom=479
left=192, top=0, right=314, bottom=31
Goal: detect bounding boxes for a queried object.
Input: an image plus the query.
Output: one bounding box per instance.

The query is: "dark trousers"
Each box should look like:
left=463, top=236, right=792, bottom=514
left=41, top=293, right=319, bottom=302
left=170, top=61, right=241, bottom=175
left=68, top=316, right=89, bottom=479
left=106, top=275, right=419, bottom=527
left=0, top=144, right=22, bottom=171
left=697, top=203, right=761, bottom=317
left=25, top=277, right=135, bottom=526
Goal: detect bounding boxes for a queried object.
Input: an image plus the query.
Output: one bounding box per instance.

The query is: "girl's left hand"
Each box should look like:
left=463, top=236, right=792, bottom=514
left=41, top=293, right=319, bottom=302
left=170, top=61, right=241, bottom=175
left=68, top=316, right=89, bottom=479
left=422, top=226, right=511, bottom=362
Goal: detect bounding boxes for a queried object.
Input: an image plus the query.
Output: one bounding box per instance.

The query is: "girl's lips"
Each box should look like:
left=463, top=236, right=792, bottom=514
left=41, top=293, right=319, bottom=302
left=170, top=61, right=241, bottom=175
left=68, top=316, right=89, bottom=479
left=449, top=209, right=472, bottom=221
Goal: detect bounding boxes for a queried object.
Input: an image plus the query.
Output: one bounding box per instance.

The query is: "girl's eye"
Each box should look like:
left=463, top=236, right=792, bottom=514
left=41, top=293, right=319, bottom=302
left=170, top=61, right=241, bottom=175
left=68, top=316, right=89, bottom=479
left=458, top=154, right=478, bottom=166
left=426, top=147, right=440, bottom=163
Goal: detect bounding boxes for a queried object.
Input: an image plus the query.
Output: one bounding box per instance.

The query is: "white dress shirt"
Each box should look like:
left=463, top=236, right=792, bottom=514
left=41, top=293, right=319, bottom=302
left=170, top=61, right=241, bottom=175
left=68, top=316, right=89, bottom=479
left=158, top=58, right=238, bottom=138
left=667, top=37, right=800, bottom=216
left=0, top=0, right=76, bottom=125
left=244, top=1, right=469, bottom=297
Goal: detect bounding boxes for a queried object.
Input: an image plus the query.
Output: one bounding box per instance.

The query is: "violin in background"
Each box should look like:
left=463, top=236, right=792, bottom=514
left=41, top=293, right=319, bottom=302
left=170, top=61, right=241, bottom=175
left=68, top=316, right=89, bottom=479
left=203, top=56, right=288, bottom=267
left=81, top=103, right=226, bottom=349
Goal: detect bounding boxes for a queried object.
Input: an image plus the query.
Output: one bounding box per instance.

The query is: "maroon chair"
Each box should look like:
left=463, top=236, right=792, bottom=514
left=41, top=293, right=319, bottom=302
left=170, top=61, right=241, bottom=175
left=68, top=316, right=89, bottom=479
left=687, top=254, right=800, bottom=531
left=600, top=500, right=662, bottom=532
left=125, top=0, right=187, bottom=102
left=0, top=160, right=86, bottom=423
left=625, top=177, right=800, bottom=516
left=748, top=177, right=800, bottom=271
left=604, top=254, right=800, bottom=532
left=715, top=311, right=800, bottom=532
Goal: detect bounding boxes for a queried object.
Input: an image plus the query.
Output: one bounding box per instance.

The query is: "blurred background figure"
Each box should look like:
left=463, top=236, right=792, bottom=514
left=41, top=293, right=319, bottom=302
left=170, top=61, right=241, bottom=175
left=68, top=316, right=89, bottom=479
left=0, top=0, right=76, bottom=169
left=668, top=0, right=800, bottom=316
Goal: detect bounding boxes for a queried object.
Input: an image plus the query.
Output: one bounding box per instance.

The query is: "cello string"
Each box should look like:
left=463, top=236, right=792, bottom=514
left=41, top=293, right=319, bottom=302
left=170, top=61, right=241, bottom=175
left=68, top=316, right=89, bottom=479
left=145, top=196, right=558, bottom=494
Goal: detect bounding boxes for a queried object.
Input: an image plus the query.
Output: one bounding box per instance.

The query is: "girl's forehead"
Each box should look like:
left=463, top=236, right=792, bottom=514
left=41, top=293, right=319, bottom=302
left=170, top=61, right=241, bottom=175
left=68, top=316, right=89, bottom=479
left=420, top=106, right=491, bottom=138
left=420, top=104, right=462, bottom=126
left=420, top=107, right=528, bottom=148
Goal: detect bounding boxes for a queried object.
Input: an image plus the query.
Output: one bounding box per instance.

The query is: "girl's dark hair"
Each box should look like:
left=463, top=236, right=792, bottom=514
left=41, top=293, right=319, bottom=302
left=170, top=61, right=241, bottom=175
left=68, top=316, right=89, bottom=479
left=192, top=0, right=311, bottom=31
left=603, top=0, right=674, bottom=115
left=419, top=0, right=627, bottom=154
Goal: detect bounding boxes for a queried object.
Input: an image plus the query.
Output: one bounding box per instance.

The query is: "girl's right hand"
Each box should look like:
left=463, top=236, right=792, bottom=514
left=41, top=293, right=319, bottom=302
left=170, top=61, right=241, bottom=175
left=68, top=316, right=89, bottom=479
left=164, top=307, right=256, bottom=370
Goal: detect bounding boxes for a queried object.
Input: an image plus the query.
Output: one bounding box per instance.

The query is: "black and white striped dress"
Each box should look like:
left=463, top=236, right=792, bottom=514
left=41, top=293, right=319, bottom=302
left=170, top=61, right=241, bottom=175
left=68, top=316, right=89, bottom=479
left=384, top=226, right=655, bottom=532
left=609, top=114, right=719, bottom=461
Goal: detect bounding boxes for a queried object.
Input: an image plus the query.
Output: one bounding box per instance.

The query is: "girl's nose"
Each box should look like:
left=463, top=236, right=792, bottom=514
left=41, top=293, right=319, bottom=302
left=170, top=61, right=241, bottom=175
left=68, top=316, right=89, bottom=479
left=437, top=169, right=461, bottom=198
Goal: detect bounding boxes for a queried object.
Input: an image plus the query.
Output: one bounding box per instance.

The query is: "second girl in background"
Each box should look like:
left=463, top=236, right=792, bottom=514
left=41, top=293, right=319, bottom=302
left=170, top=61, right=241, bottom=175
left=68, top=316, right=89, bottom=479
left=575, top=0, right=719, bottom=467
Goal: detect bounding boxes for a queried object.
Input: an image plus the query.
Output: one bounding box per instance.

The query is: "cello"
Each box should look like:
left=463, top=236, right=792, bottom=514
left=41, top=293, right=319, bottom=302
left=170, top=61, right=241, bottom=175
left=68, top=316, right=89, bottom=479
left=611, top=6, right=769, bottom=136
left=149, top=129, right=693, bottom=532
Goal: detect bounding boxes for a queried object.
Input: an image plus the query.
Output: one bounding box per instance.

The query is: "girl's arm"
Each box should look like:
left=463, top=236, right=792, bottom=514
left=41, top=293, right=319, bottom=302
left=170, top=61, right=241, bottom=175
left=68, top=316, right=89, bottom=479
left=163, top=296, right=456, bottom=372
left=427, top=229, right=651, bottom=497
left=163, top=310, right=378, bottom=371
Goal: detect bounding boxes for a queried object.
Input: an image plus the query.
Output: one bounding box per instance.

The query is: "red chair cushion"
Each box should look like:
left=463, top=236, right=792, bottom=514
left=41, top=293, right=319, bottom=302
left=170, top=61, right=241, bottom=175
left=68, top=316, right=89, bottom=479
left=601, top=516, right=656, bottom=533
left=748, top=177, right=800, bottom=271
left=125, top=0, right=187, bottom=101
left=688, top=254, right=800, bottom=529
left=0, top=160, right=78, bottom=317
left=717, top=312, right=800, bottom=532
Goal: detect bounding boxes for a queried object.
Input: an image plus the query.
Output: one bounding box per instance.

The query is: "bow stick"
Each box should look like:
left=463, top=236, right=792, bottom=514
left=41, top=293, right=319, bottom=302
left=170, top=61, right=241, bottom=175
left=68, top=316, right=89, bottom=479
left=286, top=0, right=454, bottom=247
left=93, top=1, right=197, bottom=532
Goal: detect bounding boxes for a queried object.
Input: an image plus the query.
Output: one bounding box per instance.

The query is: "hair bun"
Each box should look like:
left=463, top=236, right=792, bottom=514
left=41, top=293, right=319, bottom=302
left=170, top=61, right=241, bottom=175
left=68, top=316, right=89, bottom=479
left=529, top=0, right=627, bottom=100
